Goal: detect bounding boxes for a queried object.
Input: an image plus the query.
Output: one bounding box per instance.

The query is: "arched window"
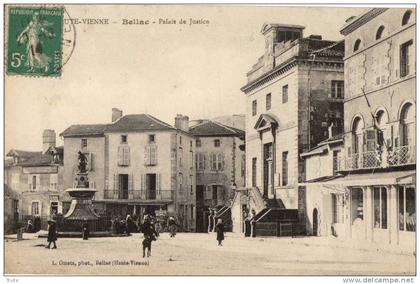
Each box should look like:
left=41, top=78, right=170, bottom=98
left=400, top=103, right=415, bottom=146
left=402, top=10, right=412, bottom=26
left=376, top=26, right=385, bottom=40
left=353, top=39, right=361, bottom=52
left=351, top=116, right=364, bottom=157
left=375, top=109, right=387, bottom=129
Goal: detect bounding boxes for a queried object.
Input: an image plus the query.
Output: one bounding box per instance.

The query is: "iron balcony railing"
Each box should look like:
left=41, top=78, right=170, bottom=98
left=336, top=145, right=415, bottom=171
left=103, top=190, right=174, bottom=200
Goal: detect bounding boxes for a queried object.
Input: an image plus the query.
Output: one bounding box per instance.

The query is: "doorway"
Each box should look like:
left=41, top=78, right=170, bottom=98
left=146, top=174, right=156, bottom=199
left=313, top=208, right=319, bottom=236
left=263, top=143, right=273, bottom=198
left=119, top=174, right=129, bottom=199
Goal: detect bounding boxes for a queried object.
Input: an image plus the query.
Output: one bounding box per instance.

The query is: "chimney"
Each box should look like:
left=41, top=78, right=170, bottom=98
left=42, top=129, right=56, bottom=153
left=112, top=108, right=123, bottom=122
left=309, top=35, right=322, bottom=40
left=175, top=114, right=189, bottom=132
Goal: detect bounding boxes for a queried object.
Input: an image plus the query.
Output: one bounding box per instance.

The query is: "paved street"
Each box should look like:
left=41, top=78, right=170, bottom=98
left=5, top=232, right=415, bottom=275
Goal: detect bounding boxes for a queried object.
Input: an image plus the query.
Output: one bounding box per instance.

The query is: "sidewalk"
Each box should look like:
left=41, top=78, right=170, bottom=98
left=223, top=232, right=415, bottom=256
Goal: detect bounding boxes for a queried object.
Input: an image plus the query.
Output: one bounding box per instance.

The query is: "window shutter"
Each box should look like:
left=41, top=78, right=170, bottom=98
left=146, top=174, right=150, bottom=191
left=144, top=145, right=150, bottom=165
left=36, top=175, right=40, bottom=190
left=28, top=175, right=32, bottom=191
left=195, top=153, right=198, bottom=169
left=128, top=174, right=133, bottom=190
left=151, top=145, right=157, bottom=165
left=28, top=204, right=32, bottom=216
left=203, top=154, right=207, bottom=170
left=365, top=130, right=377, bottom=151
left=118, top=147, right=123, bottom=165
left=221, top=153, right=225, bottom=171
left=39, top=202, right=42, bottom=216
left=113, top=174, right=118, bottom=191
left=141, top=174, right=146, bottom=191
left=157, top=173, right=161, bottom=193
left=127, top=147, right=131, bottom=166
left=122, top=147, right=127, bottom=166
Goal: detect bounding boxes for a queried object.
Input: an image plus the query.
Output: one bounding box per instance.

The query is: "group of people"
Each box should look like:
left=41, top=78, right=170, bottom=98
left=43, top=213, right=226, bottom=253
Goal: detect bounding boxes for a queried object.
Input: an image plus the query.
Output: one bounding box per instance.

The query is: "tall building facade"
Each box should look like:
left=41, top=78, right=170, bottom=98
left=60, top=111, right=197, bottom=231
left=240, top=23, right=344, bottom=223
left=5, top=130, right=65, bottom=232
left=301, top=8, right=415, bottom=250
left=338, top=8, right=415, bottom=247
left=189, top=119, right=245, bottom=232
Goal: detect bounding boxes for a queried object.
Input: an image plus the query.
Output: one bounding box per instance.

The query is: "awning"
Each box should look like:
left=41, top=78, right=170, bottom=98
left=300, top=170, right=416, bottom=187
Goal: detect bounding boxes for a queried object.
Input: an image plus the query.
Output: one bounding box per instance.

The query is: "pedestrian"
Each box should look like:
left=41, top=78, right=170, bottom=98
left=215, top=218, right=225, bottom=246
left=168, top=216, right=177, bottom=237
left=126, top=214, right=132, bottom=236
left=208, top=209, right=214, bottom=233
left=82, top=218, right=89, bottom=240
left=46, top=219, right=57, bottom=249
left=26, top=220, right=34, bottom=233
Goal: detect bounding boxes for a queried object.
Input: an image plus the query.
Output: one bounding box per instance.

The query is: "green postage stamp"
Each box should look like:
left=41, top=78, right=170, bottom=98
left=6, top=6, right=64, bottom=77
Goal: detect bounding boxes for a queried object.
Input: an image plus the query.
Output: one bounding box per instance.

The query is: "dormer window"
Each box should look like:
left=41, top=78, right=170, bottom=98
left=375, top=25, right=385, bottom=40
left=353, top=39, right=361, bottom=52
left=402, top=10, right=412, bottom=26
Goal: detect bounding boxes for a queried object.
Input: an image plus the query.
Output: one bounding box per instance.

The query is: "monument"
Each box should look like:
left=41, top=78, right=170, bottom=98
left=62, top=151, right=101, bottom=232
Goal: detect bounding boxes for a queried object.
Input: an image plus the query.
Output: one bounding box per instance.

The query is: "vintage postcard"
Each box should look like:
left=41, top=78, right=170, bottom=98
left=3, top=3, right=416, bottom=278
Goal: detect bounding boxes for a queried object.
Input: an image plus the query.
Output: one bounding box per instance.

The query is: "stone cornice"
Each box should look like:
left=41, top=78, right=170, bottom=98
left=340, top=8, right=388, bottom=36
left=241, top=58, right=343, bottom=94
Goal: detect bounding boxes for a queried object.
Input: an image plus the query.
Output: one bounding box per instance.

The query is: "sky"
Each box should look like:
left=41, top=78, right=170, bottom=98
left=5, top=5, right=367, bottom=152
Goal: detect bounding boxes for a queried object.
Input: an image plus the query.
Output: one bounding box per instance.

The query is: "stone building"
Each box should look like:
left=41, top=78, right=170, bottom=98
left=5, top=130, right=65, bottom=232
left=239, top=23, right=345, bottom=232
left=60, top=110, right=197, bottom=231
left=188, top=119, right=245, bottom=232
left=301, top=8, right=415, bottom=251
left=299, top=133, right=345, bottom=237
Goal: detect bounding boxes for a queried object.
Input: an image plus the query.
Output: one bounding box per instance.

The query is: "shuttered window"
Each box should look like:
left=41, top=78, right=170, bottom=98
left=50, top=174, right=58, bottom=191
left=118, top=146, right=130, bottom=166
left=196, top=153, right=206, bottom=170
left=145, top=145, right=158, bottom=166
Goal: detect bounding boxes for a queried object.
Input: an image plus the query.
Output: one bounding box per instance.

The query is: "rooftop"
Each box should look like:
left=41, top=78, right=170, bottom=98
left=60, top=124, right=107, bottom=137
left=189, top=120, right=244, bottom=137
left=106, top=114, right=175, bottom=132
left=60, top=114, right=177, bottom=137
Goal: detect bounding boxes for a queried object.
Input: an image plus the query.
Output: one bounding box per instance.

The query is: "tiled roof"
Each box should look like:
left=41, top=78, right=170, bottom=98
left=106, top=114, right=175, bottom=132
left=60, top=124, right=107, bottom=137
left=189, top=120, right=244, bottom=137
left=17, top=153, right=54, bottom=167
left=6, top=149, right=42, bottom=158
left=318, top=133, right=344, bottom=145
left=6, top=149, right=56, bottom=167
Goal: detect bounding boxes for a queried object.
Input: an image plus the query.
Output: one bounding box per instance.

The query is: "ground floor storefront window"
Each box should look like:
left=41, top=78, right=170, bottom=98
left=399, top=186, right=416, bottom=232
left=332, top=194, right=344, bottom=224
left=373, top=186, right=387, bottom=229
left=351, top=188, right=364, bottom=225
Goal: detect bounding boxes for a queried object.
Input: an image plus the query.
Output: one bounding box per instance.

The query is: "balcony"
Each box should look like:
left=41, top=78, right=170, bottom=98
left=103, top=190, right=174, bottom=200
left=337, top=145, right=415, bottom=171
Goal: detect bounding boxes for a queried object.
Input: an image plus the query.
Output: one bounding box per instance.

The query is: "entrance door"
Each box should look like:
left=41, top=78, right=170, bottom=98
left=119, top=174, right=129, bottom=199
left=146, top=174, right=156, bottom=199
left=263, top=143, right=273, bottom=198
left=313, top=208, right=319, bottom=236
